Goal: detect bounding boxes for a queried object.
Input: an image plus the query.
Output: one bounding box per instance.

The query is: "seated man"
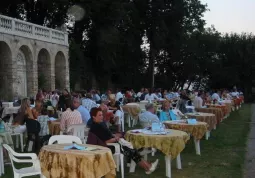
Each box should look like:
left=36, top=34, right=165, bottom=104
left=193, top=92, right=203, bottom=108
left=139, top=103, right=159, bottom=128
left=60, top=98, right=83, bottom=133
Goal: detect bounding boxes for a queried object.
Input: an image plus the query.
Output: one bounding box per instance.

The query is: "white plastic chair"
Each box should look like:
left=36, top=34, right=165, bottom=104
left=3, top=144, right=45, bottom=178
left=107, top=143, right=124, bottom=178
left=48, top=135, right=82, bottom=145
left=138, top=102, right=147, bottom=113
left=4, top=122, right=24, bottom=152
left=119, top=106, right=125, bottom=131
left=67, top=124, right=88, bottom=143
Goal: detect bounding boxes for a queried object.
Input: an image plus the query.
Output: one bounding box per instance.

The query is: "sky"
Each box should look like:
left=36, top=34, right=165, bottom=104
left=201, top=0, right=255, bottom=34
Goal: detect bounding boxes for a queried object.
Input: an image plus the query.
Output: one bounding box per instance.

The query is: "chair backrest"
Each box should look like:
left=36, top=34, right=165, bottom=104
left=3, top=144, right=24, bottom=172
left=67, top=124, right=87, bottom=141
left=48, top=135, right=82, bottom=145
left=87, top=132, right=107, bottom=147
left=139, top=102, right=147, bottom=111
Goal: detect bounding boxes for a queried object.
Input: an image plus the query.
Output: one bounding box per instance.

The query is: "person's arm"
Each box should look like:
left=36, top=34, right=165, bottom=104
left=154, top=94, right=159, bottom=100
left=105, top=136, right=119, bottom=143
left=27, top=108, right=34, bottom=119
left=108, top=103, right=118, bottom=111
left=60, top=114, right=66, bottom=131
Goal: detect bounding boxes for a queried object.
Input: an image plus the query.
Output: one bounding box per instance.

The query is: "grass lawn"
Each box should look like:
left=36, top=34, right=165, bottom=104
left=1, top=104, right=252, bottom=178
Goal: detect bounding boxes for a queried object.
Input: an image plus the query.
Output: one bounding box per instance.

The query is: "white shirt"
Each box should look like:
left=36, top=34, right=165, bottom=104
left=211, top=93, right=220, bottom=101
left=116, top=92, right=123, bottom=101
left=145, top=93, right=159, bottom=101
left=139, top=111, right=159, bottom=128
left=193, top=96, right=203, bottom=108
left=231, top=92, right=239, bottom=97
left=137, top=92, right=143, bottom=97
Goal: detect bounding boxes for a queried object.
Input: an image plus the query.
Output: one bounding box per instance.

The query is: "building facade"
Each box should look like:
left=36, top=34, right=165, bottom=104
left=0, top=14, right=69, bottom=100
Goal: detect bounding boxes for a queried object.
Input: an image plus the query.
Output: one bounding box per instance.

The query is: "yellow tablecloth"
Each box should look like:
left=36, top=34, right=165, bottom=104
left=163, top=121, right=208, bottom=140
left=207, top=104, right=229, bottom=117
left=125, top=129, right=190, bottom=159
left=122, top=104, right=141, bottom=119
left=39, top=144, right=116, bottom=178
left=195, top=107, right=224, bottom=123
left=48, top=121, right=61, bottom=135
left=186, top=112, right=217, bottom=131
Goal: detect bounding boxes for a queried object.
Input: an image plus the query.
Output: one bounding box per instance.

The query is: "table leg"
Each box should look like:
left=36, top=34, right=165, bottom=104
left=205, top=131, right=210, bottom=140
left=16, top=135, right=19, bottom=149
left=193, top=138, right=201, bottom=155
left=20, top=134, right=24, bottom=152
left=176, top=154, right=182, bottom=169
left=165, top=155, right=171, bottom=178
left=0, top=145, right=4, bottom=175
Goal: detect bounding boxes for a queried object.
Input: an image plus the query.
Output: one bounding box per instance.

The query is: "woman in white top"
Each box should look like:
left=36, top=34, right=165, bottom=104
left=145, top=89, right=159, bottom=101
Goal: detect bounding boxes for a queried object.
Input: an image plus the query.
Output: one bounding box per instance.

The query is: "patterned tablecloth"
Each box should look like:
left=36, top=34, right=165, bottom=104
left=186, top=112, right=217, bottom=131
left=122, top=103, right=141, bottom=119
left=39, top=144, right=116, bottom=178
left=195, top=107, right=224, bottom=123
left=125, top=129, right=190, bottom=159
left=233, top=98, right=242, bottom=106
left=207, top=104, right=229, bottom=117
left=48, top=120, right=61, bottom=135
left=163, top=121, right=208, bottom=140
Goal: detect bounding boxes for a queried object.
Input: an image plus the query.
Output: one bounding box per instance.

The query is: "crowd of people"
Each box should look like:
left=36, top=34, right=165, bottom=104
left=0, top=86, right=243, bottom=174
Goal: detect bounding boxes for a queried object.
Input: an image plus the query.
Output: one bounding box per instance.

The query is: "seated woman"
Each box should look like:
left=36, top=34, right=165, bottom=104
left=107, top=94, right=123, bottom=132
left=32, top=100, right=43, bottom=119
left=89, top=107, right=158, bottom=174
left=159, top=100, right=178, bottom=121
left=13, top=98, right=34, bottom=134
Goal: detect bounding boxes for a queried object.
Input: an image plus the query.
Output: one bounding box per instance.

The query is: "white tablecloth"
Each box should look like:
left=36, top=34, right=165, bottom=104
left=1, top=107, right=20, bottom=118
left=2, top=102, right=13, bottom=108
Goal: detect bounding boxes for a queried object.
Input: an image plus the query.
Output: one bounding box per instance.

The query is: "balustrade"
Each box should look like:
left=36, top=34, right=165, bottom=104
left=0, top=14, right=68, bottom=46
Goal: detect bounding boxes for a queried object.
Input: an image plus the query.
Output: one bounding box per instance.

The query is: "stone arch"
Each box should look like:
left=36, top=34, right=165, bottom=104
left=55, top=51, right=67, bottom=89
left=0, top=41, right=12, bottom=100
left=37, top=48, right=51, bottom=91
left=15, top=45, right=34, bottom=97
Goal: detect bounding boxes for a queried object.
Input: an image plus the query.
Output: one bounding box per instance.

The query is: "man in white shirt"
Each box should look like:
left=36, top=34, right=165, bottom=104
left=193, top=93, right=203, bottom=108
left=137, top=88, right=144, bottom=98
left=231, top=90, right=239, bottom=98
left=139, top=103, right=159, bottom=128
left=211, top=91, right=220, bottom=101
left=81, top=93, right=98, bottom=111
left=115, top=89, right=123, bottom=102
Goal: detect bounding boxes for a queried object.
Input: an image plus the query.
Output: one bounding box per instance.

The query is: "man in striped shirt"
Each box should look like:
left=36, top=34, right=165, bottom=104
left=60, top=97, right=83, bottom=133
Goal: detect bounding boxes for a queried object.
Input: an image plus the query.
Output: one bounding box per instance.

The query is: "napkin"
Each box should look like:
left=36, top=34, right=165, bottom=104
left=187, top=119, right=197, bottom=124
left=64, top=144, right=85, bottom=150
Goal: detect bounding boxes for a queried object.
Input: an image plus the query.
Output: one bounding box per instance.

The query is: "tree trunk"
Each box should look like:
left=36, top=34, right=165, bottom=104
left=187, top=80, right=192, bottom=90
left=149, top=44, right=156, bottom=89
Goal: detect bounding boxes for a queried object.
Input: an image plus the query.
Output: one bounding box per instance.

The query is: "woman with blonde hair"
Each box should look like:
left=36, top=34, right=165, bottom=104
left=159, top=100, right=177, bottom=121
left=13, top=98, right=34, bottom=134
